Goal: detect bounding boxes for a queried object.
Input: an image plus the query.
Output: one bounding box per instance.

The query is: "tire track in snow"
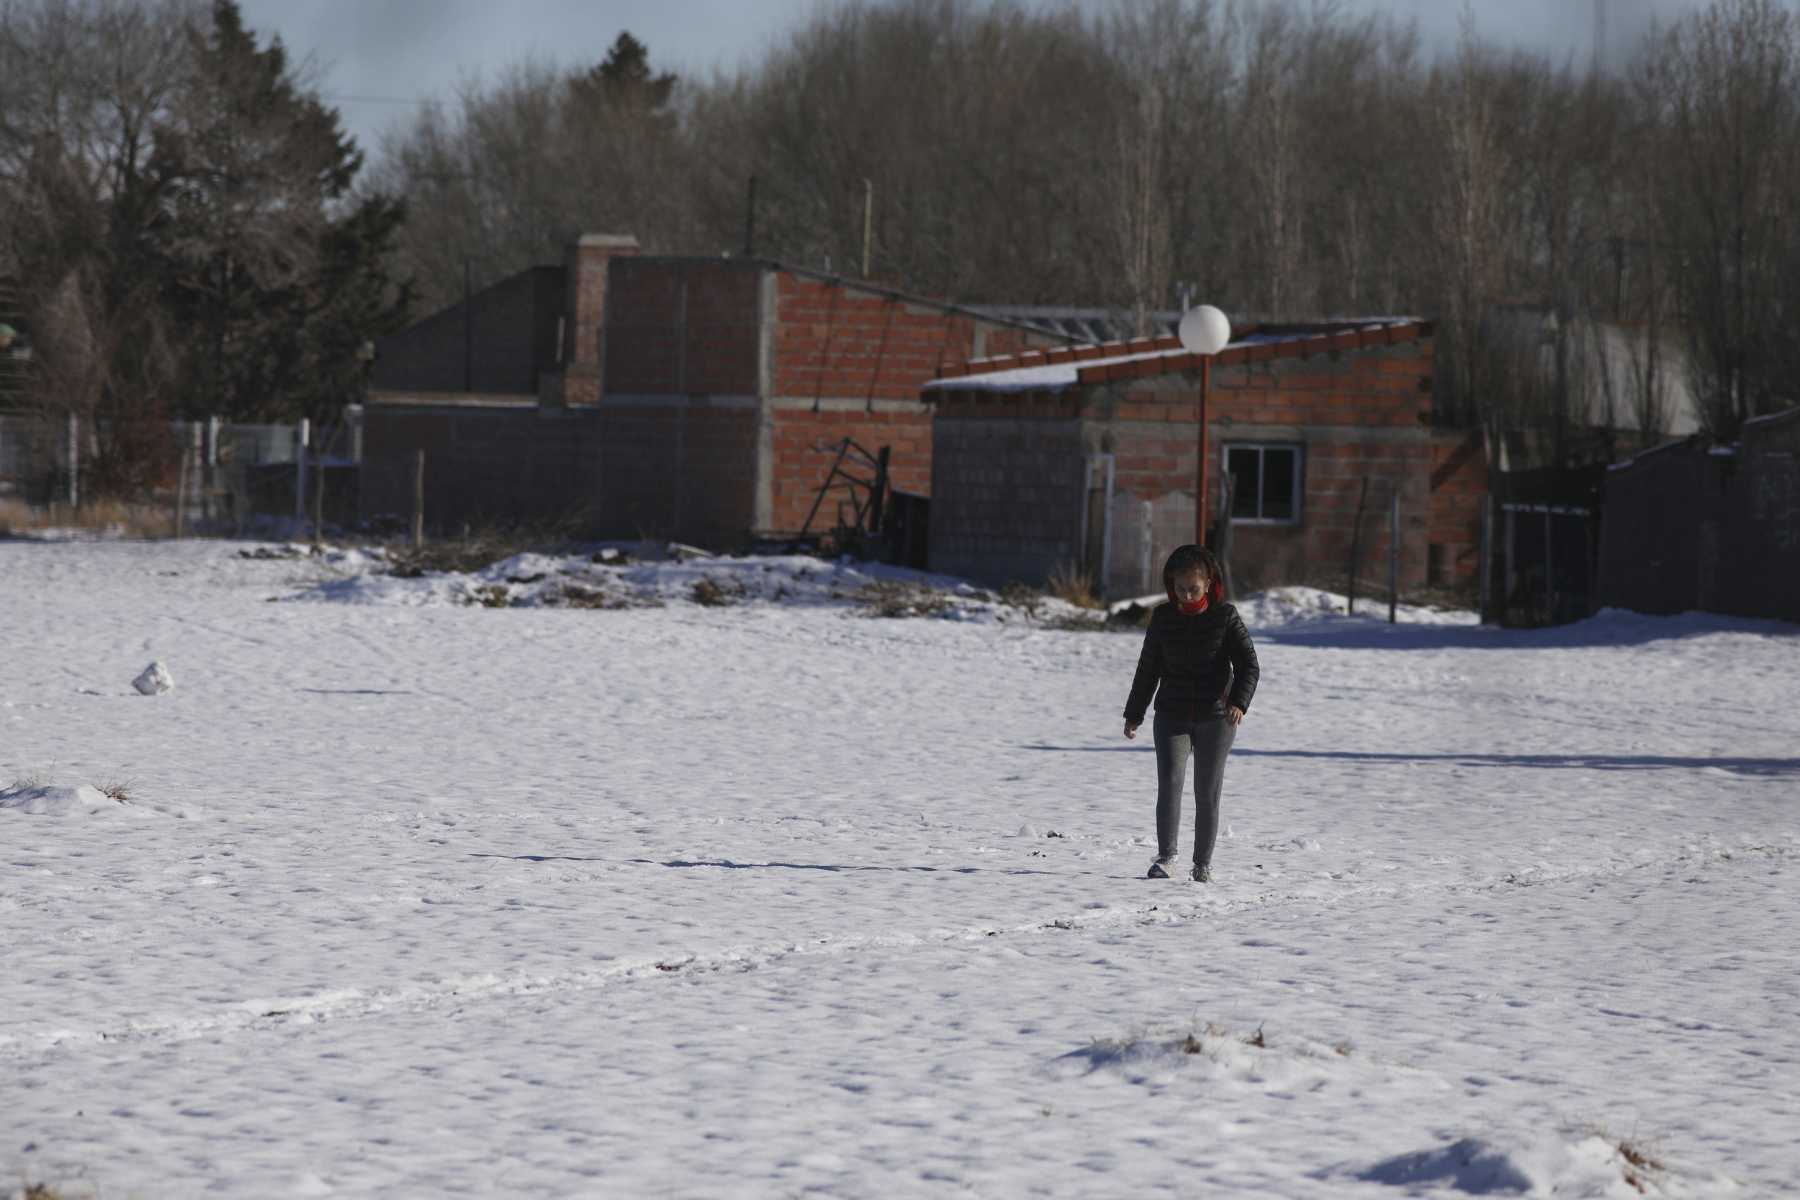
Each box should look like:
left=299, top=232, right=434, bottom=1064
left=2, top=840, right=1788, bottom=1061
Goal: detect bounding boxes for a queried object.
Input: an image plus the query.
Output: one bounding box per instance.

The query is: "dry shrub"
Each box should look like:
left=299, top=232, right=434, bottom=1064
left=1046, top=562, right=1103, bottom=609
left=856, top=580, right=950, bottom=618
left=386, top=516, right=584, bottom=578
left=691, top=576, right=746, bottom=607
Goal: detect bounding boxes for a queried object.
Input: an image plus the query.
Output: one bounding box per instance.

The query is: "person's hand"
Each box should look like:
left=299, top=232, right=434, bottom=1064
left=1123, top=720, right=1139, bottom=740
left=1225, top=706, right=1245, bottom=726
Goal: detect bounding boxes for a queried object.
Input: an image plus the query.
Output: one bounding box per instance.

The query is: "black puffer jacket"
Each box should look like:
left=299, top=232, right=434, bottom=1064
left=1123, top=601, right=1259, bottom=724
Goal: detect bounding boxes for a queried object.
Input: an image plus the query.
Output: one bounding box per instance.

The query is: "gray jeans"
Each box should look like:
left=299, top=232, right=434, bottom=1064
left=1153, top=710, right=1237, bottom=867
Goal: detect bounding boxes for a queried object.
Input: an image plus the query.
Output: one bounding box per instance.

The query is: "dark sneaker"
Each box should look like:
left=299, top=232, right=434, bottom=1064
left=1146, top=859, right=1172, bottom=879
left=1190, top=863, right=1213, bottom=883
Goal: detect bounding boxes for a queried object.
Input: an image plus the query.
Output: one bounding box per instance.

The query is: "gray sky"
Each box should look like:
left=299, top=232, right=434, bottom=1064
left=235, top=0, right=1713, bottom=160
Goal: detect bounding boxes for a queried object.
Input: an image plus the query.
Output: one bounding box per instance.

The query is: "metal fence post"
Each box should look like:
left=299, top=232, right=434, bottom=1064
left=294, top=418, right=310, bottom=522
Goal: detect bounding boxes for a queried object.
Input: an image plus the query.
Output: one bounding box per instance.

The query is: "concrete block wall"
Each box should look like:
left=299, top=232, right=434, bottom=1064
left=928, top=411, right=1088, bottom=585
left=595, top=400, right=760, bottom=544
left=372, top=267, right=564, bottom=397
left=360, top=401, right=604, bottom=532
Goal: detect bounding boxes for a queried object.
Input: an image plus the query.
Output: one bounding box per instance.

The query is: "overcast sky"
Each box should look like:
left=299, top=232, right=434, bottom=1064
left=234, top=0, right=1713, bottom=160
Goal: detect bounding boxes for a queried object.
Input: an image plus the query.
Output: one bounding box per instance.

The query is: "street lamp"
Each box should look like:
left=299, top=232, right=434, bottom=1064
left=1178, top=305, right=1231, bottom=544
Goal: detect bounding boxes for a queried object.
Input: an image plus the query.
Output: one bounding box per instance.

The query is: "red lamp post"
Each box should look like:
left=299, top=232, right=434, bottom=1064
left=1178, top=306, right=1231, bottom=546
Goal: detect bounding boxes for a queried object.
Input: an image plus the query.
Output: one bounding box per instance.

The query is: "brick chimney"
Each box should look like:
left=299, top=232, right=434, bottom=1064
left=559, top=233, right=638, bottom=406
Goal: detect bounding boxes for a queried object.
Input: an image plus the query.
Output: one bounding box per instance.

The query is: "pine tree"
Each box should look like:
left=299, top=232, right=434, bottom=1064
left=151, top=0, right=409, bottom=421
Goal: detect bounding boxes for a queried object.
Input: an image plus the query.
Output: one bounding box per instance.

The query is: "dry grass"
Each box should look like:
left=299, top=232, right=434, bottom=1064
left=0, top=497, right=175, bottom=539
left=1615, top=1138, right=1665, bottom=1194
left=1045, top=562, right=1104, bottom=609
left=97, top=778, right=134, bottom=803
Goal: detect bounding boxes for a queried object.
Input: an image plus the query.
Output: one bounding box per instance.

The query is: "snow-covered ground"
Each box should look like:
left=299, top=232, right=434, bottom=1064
left=3, top=538, right=1796, bottom=1198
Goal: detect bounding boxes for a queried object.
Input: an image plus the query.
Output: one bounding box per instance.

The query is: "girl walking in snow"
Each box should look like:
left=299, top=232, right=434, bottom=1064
left=1123, top=544, right=1259, bottom=882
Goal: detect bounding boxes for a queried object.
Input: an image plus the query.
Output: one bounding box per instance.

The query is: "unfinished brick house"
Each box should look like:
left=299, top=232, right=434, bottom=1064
left=363, top=234, right=1064, bottom=544
left=921, top=322, right=1489, bottom=597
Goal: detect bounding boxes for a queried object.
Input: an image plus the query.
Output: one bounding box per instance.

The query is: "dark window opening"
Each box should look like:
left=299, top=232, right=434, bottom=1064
left=1224, top=443, right=1302, bottom=523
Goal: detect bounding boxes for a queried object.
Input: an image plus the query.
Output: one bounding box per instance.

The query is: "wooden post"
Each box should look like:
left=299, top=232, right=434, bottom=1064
left=411, top=449, right=425, bottom=549
left=1216, top=471, right=1236, bottom=599
left=189, top=422, right=204, bottom=529
left=1347, top=476, right=1369, bottom=614
left=1388, top=485, right=1400, bottom=624
left=174, top=441, right=190, bottom=538
left=66, top=411, right=79, bottom=509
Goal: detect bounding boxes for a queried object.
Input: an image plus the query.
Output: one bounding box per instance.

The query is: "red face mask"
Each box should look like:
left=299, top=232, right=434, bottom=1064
left=1167, top=576, right=1223, bottom=615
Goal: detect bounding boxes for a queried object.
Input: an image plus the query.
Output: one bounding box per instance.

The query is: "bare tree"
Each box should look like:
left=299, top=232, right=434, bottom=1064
left=1636, top=0, right=1800, bottom=438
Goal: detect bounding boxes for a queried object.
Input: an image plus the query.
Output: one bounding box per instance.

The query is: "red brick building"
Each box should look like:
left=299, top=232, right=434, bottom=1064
left=363, top=234, right=1062, bottom=543
left=922, top=322, right=1489, bottom=596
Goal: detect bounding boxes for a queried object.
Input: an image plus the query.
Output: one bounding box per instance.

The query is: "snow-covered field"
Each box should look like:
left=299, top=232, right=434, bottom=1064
left=3, top=538, right=1796, bottom=1198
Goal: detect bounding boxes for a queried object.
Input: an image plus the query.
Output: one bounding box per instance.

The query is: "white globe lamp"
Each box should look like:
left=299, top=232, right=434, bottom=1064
left=1178, top=305, right=1231, bottom=356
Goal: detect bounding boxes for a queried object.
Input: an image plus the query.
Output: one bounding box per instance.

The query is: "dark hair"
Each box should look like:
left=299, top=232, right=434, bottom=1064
left=1162, top=544, right=1225, bottom=600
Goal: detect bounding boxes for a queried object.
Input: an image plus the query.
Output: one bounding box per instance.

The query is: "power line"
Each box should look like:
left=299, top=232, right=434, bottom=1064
left=321, top=93, right=435, bottom=106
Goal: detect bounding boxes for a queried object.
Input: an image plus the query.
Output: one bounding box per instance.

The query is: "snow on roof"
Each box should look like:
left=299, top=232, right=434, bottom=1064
left=922, top=321, right=1429, bottom=395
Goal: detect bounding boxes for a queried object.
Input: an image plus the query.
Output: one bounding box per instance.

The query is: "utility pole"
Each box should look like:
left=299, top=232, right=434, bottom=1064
left=862, top=179, right=874, bottom=278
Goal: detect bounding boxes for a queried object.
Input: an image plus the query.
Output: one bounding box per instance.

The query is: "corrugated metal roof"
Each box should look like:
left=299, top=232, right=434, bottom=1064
left=968, top=305, right=1180, bottom=344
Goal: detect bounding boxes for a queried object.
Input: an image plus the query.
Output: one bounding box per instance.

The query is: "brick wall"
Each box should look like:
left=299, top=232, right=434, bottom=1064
left=766, top=404, right=933, bottom=536
left=925, top=337, right=1465, bottom=594
left=763, top=273, right=1062, bottom=538
left=1427, top=429, right=1489, bottom=584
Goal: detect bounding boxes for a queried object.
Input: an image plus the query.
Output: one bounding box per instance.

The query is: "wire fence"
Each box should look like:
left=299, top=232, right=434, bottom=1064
left=0, top=407, right=363, bottom=535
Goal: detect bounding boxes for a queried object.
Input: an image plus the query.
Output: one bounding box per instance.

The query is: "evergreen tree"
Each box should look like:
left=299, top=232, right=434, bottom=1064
left=570, top=31, right=678, bottom=117
left=151, top=0, right=409, bottom=421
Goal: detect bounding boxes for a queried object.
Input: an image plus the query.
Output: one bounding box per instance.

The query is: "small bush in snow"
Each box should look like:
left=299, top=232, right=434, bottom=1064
left=691, top=576, right=746, bottom=607
left=466, top=584, right=512, bottom=608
